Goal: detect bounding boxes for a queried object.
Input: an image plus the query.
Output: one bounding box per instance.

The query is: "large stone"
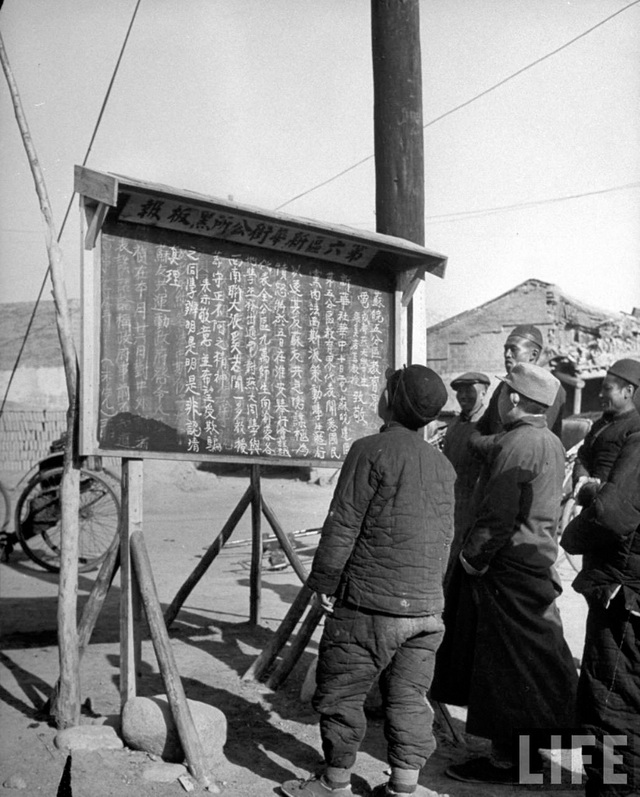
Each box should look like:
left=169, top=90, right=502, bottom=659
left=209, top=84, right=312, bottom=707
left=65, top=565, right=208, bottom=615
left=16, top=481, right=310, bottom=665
left=121, top=695, right=226, bottom=768
left=54, top=724, right=123, bottom=752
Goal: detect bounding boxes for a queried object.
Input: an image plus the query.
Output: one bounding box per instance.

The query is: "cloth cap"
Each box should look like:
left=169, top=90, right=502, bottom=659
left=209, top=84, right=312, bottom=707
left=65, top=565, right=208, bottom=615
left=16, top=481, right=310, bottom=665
left=451, top=371, right=491, bottom=390
left=387, top=365, right=448, bottom=428
left=506, top=324, right=544, bottom=349
left=607, top=358, right=640, bottom=388
left=499, top=362, right=559, bottom=407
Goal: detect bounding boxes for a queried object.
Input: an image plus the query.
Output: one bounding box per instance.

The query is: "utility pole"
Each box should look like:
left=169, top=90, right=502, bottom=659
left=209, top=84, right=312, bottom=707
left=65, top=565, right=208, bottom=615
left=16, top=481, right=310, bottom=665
left=371, top=0, right=427, bottom=363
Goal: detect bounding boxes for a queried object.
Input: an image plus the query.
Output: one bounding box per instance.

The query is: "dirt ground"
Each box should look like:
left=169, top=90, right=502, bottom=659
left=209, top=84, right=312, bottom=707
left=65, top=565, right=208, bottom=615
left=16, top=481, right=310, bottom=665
left=0, top=461, right=589, bottom=797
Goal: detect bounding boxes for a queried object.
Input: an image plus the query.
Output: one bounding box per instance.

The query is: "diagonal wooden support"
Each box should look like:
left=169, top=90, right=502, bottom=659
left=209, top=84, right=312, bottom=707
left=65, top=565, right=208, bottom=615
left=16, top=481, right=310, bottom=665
left=261, top=494, right=308, bottom=583
left=45, top=532, right=121, bottom=714
left=433, top=699, right=465, bottom=745
left=242, top=584, right=314, bottom=682
left=130, top=528, right=217, bottom=791
left=164, top=485, right=253, bottom=628
left=266, top=596, right=325, bottom=691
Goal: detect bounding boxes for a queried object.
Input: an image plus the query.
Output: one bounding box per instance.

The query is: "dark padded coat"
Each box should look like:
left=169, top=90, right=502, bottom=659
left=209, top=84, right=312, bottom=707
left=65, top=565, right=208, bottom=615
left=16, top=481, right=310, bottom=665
left=561, top=432, right=640, bottom=794
left=572, top=407, right=640, bottom=485
left=562, top=429, right=640, bottom=611
left=432, top=415, right=578, bottom=740
left=306, top=422, right=456, bottom=617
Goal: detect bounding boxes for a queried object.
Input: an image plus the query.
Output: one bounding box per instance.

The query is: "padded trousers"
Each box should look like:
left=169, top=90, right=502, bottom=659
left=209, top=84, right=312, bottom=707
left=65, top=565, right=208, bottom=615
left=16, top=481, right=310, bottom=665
left=312, top=602, right=444, bottom=770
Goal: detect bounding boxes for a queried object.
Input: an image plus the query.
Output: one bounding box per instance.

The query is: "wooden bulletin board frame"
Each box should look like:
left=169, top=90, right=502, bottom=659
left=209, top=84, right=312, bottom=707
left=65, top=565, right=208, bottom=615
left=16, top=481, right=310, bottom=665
left=76, top=166, right=447, bottom=468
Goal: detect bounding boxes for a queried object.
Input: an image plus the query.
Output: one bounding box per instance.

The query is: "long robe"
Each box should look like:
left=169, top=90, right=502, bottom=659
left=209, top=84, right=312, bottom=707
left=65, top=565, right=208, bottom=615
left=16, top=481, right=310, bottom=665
left=431, top=415, right=578, bottom=742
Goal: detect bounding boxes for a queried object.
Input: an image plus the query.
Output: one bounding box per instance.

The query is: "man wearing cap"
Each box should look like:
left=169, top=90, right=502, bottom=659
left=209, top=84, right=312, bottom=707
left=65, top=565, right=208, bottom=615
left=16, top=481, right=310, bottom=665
left=442, top=371, right=490, bottom=583
left=432, top=362, right=577, bottom=785
left=562, top=430, right=640, bottom=797
left=469, top=324, right=566, bottom=458
left=571, top=358, right=640, bottom=507
left=281, top=365, right=456, bottom=797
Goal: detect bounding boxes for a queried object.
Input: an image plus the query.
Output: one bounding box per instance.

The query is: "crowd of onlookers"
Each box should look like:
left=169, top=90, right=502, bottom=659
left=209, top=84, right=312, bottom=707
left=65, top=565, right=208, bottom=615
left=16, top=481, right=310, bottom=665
left=279, top=324, right=640, bottom=797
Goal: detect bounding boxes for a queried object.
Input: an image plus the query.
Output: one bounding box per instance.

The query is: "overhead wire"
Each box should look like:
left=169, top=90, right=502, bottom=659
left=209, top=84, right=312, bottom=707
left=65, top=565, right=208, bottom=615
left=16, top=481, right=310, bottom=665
left=275, top=0, right=640, bottom=211
left=343, top=180, right=640, bottom=229
left=0, top=0, right=143, bottom=419
left=424, top=181, right=640, bottom=224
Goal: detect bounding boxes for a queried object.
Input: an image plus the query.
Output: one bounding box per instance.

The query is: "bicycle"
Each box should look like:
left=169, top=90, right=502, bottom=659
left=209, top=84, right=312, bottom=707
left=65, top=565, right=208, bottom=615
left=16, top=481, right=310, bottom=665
left=2, top=438, right=121, bottom=573
left=0, top=478, right=10, bottom=538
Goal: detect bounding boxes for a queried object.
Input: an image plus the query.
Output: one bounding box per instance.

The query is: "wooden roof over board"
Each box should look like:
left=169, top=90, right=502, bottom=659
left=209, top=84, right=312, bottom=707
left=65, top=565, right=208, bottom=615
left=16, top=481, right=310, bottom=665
left=75, top=166, right=447, bottom=298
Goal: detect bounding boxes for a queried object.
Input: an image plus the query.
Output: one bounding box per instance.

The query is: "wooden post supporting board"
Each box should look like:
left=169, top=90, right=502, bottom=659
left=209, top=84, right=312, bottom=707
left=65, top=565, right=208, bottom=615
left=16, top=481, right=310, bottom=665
left=120, top=458, right=143, bottom=703
left=249, top=465, right=262, bottom=625
left=164, top=473, right=309, bottom=630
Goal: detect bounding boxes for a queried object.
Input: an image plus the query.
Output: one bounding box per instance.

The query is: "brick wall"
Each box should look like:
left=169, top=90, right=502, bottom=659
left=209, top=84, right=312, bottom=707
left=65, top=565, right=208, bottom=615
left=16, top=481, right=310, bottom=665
left=0, top=408, right=67, bottom=471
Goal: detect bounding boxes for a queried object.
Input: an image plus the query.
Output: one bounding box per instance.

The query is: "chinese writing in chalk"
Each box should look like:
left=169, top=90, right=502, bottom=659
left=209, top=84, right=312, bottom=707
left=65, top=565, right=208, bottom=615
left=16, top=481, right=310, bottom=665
left=98, top=227, right=392, bottom=462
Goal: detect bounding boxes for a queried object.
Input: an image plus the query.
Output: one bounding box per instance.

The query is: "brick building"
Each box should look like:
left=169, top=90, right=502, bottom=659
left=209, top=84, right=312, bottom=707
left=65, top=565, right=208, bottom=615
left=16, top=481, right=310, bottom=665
left=426, top=278, right=640, bottom=415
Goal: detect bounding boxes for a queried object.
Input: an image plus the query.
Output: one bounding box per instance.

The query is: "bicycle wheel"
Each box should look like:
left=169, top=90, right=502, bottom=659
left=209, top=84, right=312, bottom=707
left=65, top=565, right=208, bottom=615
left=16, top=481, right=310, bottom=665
left=15, top=466, right=120, bottom=573
left=0, top=479, right=10, bottom=534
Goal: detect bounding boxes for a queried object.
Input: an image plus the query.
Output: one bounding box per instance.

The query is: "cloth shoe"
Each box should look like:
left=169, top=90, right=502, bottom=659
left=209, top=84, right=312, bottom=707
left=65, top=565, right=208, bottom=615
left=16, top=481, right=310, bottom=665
left=280, top=774, right=353, bottom=797
left=445, top=756, right=520, bottom=784
left=370, top=784, right=416, bottom=796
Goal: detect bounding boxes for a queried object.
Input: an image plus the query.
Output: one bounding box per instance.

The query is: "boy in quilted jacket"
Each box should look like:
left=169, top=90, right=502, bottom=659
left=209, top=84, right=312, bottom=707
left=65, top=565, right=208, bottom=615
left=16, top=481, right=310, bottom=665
left=281, top=365, right=455, bottom=797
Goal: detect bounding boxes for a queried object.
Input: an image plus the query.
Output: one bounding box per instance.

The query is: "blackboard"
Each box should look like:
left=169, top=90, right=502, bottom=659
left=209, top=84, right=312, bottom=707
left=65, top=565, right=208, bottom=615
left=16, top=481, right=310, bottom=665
left=95, top=217, right=395, bottom=465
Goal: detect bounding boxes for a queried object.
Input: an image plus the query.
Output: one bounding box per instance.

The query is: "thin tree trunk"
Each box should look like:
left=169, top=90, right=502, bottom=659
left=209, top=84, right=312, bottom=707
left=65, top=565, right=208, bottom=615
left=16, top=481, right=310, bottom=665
left=0, top=31, right=81, bottom=728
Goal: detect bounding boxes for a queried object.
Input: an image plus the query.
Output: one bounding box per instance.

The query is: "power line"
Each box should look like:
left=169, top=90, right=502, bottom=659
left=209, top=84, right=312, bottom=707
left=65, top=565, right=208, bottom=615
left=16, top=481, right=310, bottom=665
left=0, top=0, right=143, bottom=419
left=340, top=180, right=640, bottom=229
left=419, top=0, right=640, bottom=133
left=424, top=181, right=640, bottom=224
left=275, top=0, right=640, bottom=211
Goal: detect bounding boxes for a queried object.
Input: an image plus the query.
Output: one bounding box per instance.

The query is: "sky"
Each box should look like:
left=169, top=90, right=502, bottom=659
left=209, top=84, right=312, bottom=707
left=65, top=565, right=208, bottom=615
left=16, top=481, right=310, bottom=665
left=0, top=0, right=639, bottom=324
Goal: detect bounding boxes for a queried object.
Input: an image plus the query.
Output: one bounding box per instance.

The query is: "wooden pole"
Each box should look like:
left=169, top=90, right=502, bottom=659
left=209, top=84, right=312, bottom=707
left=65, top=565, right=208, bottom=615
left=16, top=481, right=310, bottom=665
left=77, top=536, right=121, bottom=652
left=266, top=599, right=326, bottom=691
left=371, top=0, right=427, bottom=364
left=371, top=0, right=424, bottom=246
left=249, top=465, right=262, bottom=625
left=44, top=533, right=121, bottom=713
left=120, top=459, right=143, bottom=703
left=0, top=30, right=82, bottom=728
left=130, top=529, right=217, bottom=791
left=261, top=495, right=308, bottom=583
left=242, top=584, right=314, bottom=682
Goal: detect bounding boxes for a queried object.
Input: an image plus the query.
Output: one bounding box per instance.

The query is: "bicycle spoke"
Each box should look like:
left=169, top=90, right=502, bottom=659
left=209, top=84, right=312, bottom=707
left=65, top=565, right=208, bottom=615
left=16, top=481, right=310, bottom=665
left=15, top=466, right=120, bottom=573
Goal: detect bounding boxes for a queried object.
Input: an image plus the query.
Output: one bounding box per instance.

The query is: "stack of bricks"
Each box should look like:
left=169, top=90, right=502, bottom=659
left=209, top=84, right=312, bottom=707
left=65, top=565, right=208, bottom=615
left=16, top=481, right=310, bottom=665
left=0, top=408, right=67, bottom=471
